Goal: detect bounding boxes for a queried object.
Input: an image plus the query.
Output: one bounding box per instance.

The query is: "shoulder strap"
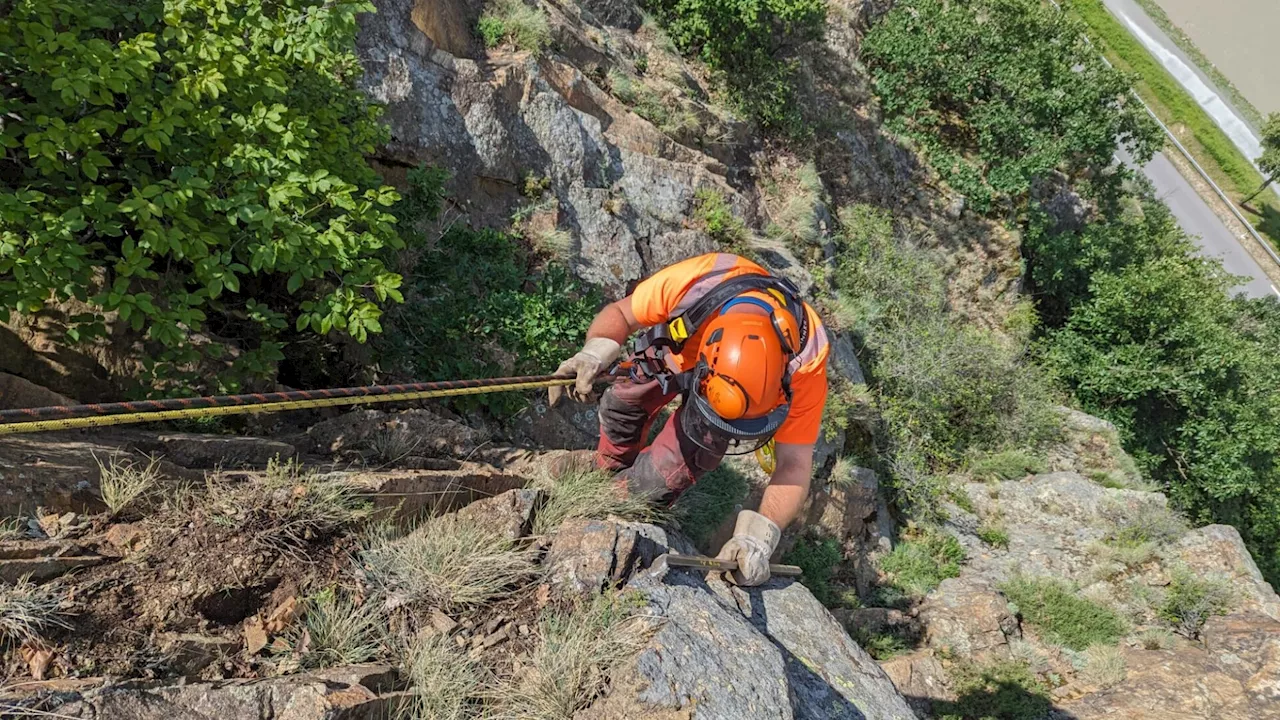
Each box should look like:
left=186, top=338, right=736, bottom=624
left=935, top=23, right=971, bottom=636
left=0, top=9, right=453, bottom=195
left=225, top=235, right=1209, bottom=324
left=673, top=272, right=810, bottom=351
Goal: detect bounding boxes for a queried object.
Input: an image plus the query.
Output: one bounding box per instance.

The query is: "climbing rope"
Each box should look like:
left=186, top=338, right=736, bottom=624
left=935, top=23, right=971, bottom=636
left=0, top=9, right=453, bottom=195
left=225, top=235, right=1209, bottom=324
left=0, top=375, right=574, bottom=435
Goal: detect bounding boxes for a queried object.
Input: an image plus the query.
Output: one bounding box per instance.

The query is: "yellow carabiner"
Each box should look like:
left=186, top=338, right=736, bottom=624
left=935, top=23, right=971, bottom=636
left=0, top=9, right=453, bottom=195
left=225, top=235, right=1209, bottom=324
left=755, top=438, right=777, bottom=475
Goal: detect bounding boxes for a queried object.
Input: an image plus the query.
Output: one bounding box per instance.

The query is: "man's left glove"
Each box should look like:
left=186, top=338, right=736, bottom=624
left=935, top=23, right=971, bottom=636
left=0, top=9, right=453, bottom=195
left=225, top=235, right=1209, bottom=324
left=715, top=510, right=781, bottom=586
left=548, top=337, right=622, bottom=407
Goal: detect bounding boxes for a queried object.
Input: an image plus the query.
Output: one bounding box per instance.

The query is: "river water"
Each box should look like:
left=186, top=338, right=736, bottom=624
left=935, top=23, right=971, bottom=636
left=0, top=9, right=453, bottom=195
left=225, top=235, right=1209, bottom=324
left=1153, top=0, right=1280, bottom=115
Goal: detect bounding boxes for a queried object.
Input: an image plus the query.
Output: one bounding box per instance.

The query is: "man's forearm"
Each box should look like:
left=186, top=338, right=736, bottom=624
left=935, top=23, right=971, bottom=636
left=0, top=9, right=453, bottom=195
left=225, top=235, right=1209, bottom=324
left=758, top=444, right=813, bottom=529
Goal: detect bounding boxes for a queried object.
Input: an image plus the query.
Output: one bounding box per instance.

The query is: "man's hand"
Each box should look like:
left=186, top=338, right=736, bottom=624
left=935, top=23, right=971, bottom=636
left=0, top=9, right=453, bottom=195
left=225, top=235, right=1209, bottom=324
left=548, top=337, right=621, bottom=407
left=716, top=509, right=781, bottom=586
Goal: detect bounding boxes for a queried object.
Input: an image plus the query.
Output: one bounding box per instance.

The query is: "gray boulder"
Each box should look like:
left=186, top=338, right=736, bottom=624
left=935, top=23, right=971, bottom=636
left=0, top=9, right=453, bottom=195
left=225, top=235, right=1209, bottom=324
left=585, top=554, right=918, bottom=719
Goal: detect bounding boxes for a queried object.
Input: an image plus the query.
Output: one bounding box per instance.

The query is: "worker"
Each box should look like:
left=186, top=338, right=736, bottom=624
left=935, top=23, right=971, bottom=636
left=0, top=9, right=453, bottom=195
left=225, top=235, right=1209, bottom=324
left=549, top=252, right=830, bottom=587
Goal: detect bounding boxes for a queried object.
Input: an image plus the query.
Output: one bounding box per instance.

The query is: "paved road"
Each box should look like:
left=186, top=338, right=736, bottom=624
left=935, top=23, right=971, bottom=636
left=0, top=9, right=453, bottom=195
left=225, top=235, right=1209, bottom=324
left=1133, top=150, right=1278, bottom=298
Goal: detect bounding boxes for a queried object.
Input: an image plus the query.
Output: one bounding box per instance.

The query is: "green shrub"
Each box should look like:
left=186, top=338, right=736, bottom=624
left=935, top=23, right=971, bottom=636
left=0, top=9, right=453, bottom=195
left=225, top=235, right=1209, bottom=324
left=693, top=188, right=748, bottom=247
left=0, top=0, right=405, bottom=394
left=863, top=0, right=1159, bottom=213
left=877, top=528, right=965, bottom=598
left=829, top=204, right=1059, bottom=514
left=377, top=169, right=600, bottom=415
left=1000, top=576, right=1126, bottom=651
left=642, top=0, right=826, bottom=133
left=1158, top=571, right=1233, bottom=638
left=478, top=0, right=551, bottom=55
left=1101, top=502, right=1186, bottom=549
left=782, top=535, right=842, bottom=606
left=968, top=449, right=1047, bottom=483
left=849, top=626, right=915, bottom=660
left=670, top=464, right=750, bottom=550
left=934, top=659, right=1052, bottom=720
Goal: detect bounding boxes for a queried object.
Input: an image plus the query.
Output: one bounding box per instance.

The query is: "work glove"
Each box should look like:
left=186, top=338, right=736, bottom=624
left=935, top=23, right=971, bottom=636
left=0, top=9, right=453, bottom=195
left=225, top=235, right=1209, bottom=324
left=548, top=337, right=621, bottom=407
left=715, top=509, right=781, bottom=587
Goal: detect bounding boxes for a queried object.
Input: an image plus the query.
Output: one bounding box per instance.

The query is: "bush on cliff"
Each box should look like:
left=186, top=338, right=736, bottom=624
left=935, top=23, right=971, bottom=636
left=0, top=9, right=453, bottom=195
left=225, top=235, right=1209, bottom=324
left=0, top=0, right=403, bottom=394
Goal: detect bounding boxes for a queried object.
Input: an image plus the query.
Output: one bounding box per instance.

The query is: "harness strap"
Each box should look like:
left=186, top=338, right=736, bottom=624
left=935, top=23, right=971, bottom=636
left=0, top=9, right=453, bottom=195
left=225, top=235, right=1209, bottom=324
left=661, top=273, right=810, bottom=353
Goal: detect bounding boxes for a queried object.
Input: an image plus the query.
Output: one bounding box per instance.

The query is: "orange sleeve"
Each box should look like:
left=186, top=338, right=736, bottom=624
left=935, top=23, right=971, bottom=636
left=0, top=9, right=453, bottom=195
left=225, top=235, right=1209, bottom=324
left=628, top=254, right=717, bottom=326
left=774, top=308, right=831, bottom=446
left=774, top=362, right=829, bottom=445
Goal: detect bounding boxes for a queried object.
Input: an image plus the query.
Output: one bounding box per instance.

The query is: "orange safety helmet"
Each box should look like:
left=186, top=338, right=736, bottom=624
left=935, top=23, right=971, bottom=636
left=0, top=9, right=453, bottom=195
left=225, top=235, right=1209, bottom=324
left=696, top=291, right=802, bottom=422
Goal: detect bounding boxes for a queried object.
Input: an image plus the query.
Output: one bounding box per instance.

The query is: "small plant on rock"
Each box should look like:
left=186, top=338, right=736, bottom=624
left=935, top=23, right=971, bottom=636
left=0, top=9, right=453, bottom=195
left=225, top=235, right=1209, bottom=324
left=362, top=514, right=538, bottom=611
left=297, top=587, right=387, bottom=668
left=1000, top=576, right=1127, bottom=651
left=693, top=188, right=749, bottom=248
left=977, top=521, right=1011, bottom=549
left=1137, top=627, right=1176, bottom=650
left=1158, top=570, right=1233, bottom=638
left=1080, top=645, right=1127, bottom=688
left=0, top=517, right=27, bottom=540
left=782, top=535, right=842, bottom=606
left=489, top=591, right=649, bottom=719
left=533, top=468, right=654, bottom=535
left=400, top=634, right=483, bottom=720
left=478, top=0, right=551, bottom=55
left=97, top=454, right=163, bottom=516
left=877, top=527, right=965, bottom=598
left=0, top=576, right=69, bottom=645
left=967, top=449, right=1046, bottom=483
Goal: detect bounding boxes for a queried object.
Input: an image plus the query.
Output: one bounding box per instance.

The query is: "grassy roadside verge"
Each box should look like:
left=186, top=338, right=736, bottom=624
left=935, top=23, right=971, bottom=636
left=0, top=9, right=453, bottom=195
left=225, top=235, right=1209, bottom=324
left=1065, top=0, right=1280, bottom=251
left=1130, top=0, right=1264, bottom=131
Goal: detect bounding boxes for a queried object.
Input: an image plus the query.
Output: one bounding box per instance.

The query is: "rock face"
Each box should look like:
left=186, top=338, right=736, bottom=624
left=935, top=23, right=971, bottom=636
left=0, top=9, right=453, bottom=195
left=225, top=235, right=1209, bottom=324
left=586, top=555, right=917, bottom=719
left=879, top=410, right=1280, bottom=719
left=356, top=0, right=740, bottom=297
left=24, top=669, right=403, bottom=720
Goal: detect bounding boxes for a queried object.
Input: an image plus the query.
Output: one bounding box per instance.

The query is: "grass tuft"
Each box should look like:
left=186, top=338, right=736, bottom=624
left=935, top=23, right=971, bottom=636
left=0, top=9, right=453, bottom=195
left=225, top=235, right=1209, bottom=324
left=1080, top=644, right=1127, bottom=688
left=1137, top=627, right=1175, bottom=650
left=533, top=468, right=654, bottom=536
left=297, top=587, right=386, bottom=668
left=967, top=449, right=1046, bottom=483
left=363, top=513, right=538, bottom=611
left=97, top=454, right=163, bottom=516
left=0, top=576, right=70, bottom=645
left=489, top=592, right=649, bottom=720
left=1000, top=576, right=1126, bottom=651
left=976, top=521, right=1010, bottom=549
left=0, top=517, right=27, bottom=540
left=877, top=528, right=965, bottom=598
left=398, top=634, right=483, bottom=720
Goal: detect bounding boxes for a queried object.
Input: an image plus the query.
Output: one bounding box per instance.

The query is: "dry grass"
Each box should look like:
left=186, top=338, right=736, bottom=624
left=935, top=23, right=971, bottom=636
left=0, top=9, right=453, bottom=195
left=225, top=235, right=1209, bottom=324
left=0, top=517, right=26, bottom=540
left=362, top=513, right=538, bottom=611
left=96, top=454, right=163, bottom=515
left=489, top=592, right=650, bottom=720
left=296, top=587, right=387, bottom=668
left=533, top=468, right=654, bottom=536
left=205, top=458, right=372, bottom=552
left=0, top=577, right=69, bottom=645
left=1136, top=627, right=1175, bottom=650
left=370, top=428, right=422, bottom=465
left=763, top=160, right=825, bottom=248
left=398, top=634, right=484, bottom=720
left=1080, top=645, right=1127, bottom=688
left=530, top=228, right=573, bottom=262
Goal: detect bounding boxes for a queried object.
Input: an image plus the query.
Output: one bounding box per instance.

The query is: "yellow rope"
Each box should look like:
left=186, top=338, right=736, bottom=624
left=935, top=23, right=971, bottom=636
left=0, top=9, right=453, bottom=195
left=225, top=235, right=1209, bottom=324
left=0, top=378, right=575, bottom=436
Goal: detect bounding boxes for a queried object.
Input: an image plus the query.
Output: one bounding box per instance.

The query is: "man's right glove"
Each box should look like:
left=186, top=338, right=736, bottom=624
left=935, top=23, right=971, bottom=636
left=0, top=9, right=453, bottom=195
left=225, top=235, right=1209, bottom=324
left=548, top=337, right=621, bottom=407
left=715, top=510, right=781, bottom=586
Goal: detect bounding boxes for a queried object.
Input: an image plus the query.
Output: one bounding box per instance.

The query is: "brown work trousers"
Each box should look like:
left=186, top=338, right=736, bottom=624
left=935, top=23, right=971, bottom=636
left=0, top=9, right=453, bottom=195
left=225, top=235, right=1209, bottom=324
left=595, top=376, right=728, bottom=505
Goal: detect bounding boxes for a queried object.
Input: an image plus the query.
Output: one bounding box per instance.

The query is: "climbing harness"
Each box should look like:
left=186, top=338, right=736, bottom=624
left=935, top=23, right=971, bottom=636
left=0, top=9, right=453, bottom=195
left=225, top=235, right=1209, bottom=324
left=620, top=272, right=811, bottom=456
left=0, top=375, right=575, bottom=436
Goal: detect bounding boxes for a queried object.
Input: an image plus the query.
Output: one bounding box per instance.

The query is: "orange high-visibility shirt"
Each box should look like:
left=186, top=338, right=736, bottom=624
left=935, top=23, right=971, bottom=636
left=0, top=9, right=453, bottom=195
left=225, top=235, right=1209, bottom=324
left=629, top=253, right=831, bottom=446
